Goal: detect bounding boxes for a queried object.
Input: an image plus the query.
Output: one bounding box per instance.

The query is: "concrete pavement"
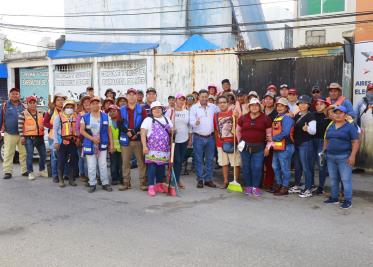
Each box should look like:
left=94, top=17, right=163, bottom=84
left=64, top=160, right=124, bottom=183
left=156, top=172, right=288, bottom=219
left=0, top=164, right=373, bottom=267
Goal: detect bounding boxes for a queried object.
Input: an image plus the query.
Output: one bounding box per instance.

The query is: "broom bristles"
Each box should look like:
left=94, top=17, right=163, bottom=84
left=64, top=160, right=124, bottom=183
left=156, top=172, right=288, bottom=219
left=227, top=181, right=243, bottom=192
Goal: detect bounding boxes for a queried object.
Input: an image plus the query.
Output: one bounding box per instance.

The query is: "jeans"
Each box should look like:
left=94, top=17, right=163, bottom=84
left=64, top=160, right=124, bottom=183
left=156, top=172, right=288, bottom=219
left=86, top=150, right=109, bottom=186
left=192, top=134, right=215, bottom=182
left=241, top=149, right=264, bottom=188
left=327, top=153, right=352, bottom=201
left=173, top=141, right=188, bottom=183
left=294, top=141, right=314, bottom=190
left=147, top=163, right=165, bottom=186
left=57, top=142, right=78, bottom=179
left=272, top=144, right=294, bottom=187
left=110, top=152, right=122, bottom=183
left=49, top=138, right=69, bottom=178
left=25, top=137, right=46, bottom=173
left=78, top=147, right=88, bottom=177
left=312, top=138, right=327, bottom=189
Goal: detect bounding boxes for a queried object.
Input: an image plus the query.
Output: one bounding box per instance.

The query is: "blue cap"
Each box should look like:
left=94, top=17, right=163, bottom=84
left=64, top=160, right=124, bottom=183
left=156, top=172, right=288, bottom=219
left=333, top=106, right=347, bottom=113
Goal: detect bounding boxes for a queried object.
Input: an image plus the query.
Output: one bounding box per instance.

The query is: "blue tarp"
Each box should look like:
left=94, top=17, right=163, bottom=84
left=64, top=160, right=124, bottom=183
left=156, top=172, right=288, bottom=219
left=174, top=34, right=219, bottom=52
left=48, top=41, right=159, bottom=59
left=0, top=64, right=7, bottom=78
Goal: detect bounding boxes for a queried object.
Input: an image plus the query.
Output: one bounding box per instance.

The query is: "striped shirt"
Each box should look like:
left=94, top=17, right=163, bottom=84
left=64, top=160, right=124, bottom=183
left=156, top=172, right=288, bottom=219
left=18, top=110, right=38, bottom=137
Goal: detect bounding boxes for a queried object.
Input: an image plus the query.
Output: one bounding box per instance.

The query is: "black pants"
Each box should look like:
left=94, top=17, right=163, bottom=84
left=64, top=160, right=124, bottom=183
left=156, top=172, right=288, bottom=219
left=57, top=142, right=79, bottom=179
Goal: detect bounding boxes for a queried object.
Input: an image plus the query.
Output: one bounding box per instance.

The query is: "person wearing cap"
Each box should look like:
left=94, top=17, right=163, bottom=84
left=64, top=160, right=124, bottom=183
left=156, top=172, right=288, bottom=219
left=102, top=98, right=114, bottom=113
left=144, top=87, right=157, bottom=117
left=0, top=88, right=27, bottom=179
left=214, top=95, right=241, bottom=189
left=141, top=101, right=173, bottom=197
left=323, top=106, right=360, bottom=209
left=266, top=85, right=277, bottom=96
left=238, top=97, right=272, bottom=196
left=166, top=92, right=191, bottom=189
left=287, top=88, right=299, bottom=116
left=208, top=84, right=218, bottom=96
left=190, top=89, right=219, bottom=188
left=117, top=88, right=147, bottom=191
left=76, top=95, right=91, bottom=183
left=86, top=87, right=95, bottom=97
left=290, top=95, right=317, bottom=198
left=104, top=88, right=116, bottom=100
left=136, top=90, right=145, bottom=105
left=116, top=94, right=127, bottom=108
left=310, top=85, right=322, bottom=111
left=108, top=104, right=123, bottom=186
left=247, top=91, right=259, bottom=103
left=53, top=100, right=79, bottom=188
left=326, top=82, right=355, bottom=119
left=17, top=96, right=47, bottom=180
left=80, top=97, right=113, bottom=193
left=311, top=98, right=332, bottom=195
left=233, top=88, right=249, bottom=117
left=44, top=92, right=67, bottom=183
left=354, top=83, right=373, bottom=127
left=271, top=97, right=295, bottom=196
left=279, top=84, right=289, bottom=98
left=262, top=91, right=277, bottom=189
left=208, top=95, right=216, bottom=104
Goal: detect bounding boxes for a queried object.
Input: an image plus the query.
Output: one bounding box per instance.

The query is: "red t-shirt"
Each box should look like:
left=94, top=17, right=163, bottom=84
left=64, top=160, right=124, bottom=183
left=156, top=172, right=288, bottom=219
left=238, top=113, right=272, bottom=144
left=214, top=110, right=236, bottom=147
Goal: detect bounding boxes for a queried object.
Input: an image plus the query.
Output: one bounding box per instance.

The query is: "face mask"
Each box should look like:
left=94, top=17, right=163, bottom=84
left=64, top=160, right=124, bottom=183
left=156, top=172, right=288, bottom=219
left=65, top=108, right=74, bottom=115
left=367, top=91, right=373, bottom=105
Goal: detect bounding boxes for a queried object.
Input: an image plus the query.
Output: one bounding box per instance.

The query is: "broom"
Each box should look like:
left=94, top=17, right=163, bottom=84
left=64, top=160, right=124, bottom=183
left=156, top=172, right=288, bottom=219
left=227, top=115, right=243, bottom=193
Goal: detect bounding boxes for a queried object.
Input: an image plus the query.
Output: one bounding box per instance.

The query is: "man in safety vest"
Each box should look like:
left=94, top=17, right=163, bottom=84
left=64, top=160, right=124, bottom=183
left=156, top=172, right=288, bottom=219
left=271, top=97, right=295, bottom=196
left=53, top=100, right=79, bottom=188
left=108, top=104, right=122, bottom=185
left=326, top=82, right=355, bottom=119
left=44, top=92, right=67, bottom=183
left=18, top=96, right=48, bottom=180
left=80, top=96, right=113, bottom=193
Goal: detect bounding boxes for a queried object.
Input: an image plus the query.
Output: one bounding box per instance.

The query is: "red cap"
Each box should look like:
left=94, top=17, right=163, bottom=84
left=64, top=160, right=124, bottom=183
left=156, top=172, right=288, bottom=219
left=315, top=98, right=330, bottom=106
left=367, top=83, right=373, bottom=90
left=26, top=96, right=37, bottom=103
left=288, top=88, right=298, bottom=95
left=127, top=88, right=137, bottom=94
left=266, top=84, right=277, bottom=91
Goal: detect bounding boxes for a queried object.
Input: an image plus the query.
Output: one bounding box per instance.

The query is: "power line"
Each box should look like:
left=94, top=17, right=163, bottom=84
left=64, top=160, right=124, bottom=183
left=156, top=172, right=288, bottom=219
left=0, top=0, right=295, bottom=18
left=1, top=10, right=372, bottom=34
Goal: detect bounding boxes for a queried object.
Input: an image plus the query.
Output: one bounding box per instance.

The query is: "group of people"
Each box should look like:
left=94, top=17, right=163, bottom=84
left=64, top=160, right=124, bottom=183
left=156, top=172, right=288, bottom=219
left=1, top=79, right=371, bottom=209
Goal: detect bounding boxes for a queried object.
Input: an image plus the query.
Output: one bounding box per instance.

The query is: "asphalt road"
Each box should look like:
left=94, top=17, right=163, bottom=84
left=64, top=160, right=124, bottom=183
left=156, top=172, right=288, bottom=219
left=1, top=164, right=373, bottom=267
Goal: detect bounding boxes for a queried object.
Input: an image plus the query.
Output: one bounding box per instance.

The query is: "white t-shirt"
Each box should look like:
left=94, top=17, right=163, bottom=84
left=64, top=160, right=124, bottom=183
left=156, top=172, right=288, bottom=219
left=81, top=114, right=101, bottom=138
left=166, top=109, right=191, bottom=143
left=141, top=116, right=173, bottom=138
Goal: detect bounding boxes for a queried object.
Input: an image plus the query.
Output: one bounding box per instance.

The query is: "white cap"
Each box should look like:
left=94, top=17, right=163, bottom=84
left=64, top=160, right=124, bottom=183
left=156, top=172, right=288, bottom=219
left=150, top=101, right=163, bottom=109
left=248, top=98, right=261, bottom=106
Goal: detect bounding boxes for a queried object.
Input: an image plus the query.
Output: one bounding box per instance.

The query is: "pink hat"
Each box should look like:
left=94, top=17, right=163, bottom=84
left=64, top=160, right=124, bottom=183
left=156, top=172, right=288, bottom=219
left=175, top=92, right=186, bottom=99
left=208, top=83, right=217, bottom=89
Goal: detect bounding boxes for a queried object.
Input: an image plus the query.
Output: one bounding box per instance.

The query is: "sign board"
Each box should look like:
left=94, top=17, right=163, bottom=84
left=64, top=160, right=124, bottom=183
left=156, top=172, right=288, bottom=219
left=19, top=67, right=49, bottom=107
left=54, top=67, right=92, bottom=101
left=98, top=60, right=147, bottom=97
left=353, top=42, right=373, bottom=104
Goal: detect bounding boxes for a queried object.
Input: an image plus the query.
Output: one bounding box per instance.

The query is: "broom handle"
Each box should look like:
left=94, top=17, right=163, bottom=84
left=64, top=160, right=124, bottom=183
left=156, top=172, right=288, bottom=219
left=233, top=115, right=236, bottom=182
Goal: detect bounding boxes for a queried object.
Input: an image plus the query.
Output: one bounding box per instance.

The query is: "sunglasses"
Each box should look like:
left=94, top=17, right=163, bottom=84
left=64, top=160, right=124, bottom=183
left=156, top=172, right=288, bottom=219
left=313, top=90, right=321, bottom=94
left=186, top=97, right=194, bottom=100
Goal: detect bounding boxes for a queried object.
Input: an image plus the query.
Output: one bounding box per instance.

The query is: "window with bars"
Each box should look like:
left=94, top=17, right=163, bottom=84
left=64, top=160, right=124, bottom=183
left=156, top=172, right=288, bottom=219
left=300, top=0, right=345, bottom=16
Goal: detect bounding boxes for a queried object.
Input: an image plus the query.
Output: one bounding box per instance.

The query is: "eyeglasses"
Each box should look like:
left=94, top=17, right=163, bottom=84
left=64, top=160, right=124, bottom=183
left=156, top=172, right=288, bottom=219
left=186, top=97, right=194, bottom=101
left=218, top=101, right=227, bottom=104
left=313, top=90, right=321, bottom=94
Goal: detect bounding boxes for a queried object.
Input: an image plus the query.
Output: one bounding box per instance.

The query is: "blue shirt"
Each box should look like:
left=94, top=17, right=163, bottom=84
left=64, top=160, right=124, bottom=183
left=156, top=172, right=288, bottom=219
left=0, top=101, right=24, bottom=134
left=326, top=122, right=359, bottom=155
left=272, top=114, right=294, bottom=142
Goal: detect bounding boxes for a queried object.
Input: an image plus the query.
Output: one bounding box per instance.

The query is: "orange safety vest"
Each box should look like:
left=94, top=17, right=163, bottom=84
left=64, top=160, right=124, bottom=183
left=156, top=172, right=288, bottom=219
left=48, top=109, right=59, bottom=139
left=23, top=109, right=44, bottom=136
left=60, top=112, right=77, bottom=145
left=326, top=96, right=346, bottom=106
left=272, top=115, right=294, bottom=151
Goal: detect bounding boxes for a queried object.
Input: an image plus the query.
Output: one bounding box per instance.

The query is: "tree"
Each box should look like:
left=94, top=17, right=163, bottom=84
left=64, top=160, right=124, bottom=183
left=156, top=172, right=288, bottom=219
left=4, top=38, right=19, bottom=54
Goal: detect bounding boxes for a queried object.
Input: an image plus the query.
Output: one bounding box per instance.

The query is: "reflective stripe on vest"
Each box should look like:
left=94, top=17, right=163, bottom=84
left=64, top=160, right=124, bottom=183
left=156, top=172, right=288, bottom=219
left=23, top=110, right=44, bottom=136
left=82, top=112, right=109, bottom=155
left=326, top=96, right=346, bottom=106
left=272, top=115, right=294, bottom=150
left=60, top=113, right=77, bottom=138
left=110, top=124, right=121, bottom=152
left=48, top=109, right=59, bottom=139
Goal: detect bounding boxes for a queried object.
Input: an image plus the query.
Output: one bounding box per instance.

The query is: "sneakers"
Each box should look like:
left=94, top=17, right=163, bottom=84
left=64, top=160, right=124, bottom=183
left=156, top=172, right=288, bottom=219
left=324, top=197, right=339, bottom=204
left=3, top=173, right=12, bottom=179
left=102, top=184, right=113, bottom=192
left=155, top=183, right=165, bottom=193
left=310, top=185, right=318, bottom=193
left=88, top=185, right=96, bottom=193
left=28, top=172, right=35, bottom=181
left=52, top=176, right=59, bottom=183
left=340, top=200, right=352, bottom=209
left=315, top=187, right=324, bottom=195
left=289, top=185, right=302, bottom=194
left=197, top=180, right=204, bottom=188
left=274, top=187, right=288, bottom=196
left=148, top=185, right=156, bottom=197
left=38, top=170, right=49, bottom=178
left=22, top=172, right=29, bottom=177
left=244, top=187, right=253, bottom=195
left=299, top=189, right=312, bottom=198
left=168, top=187, right=177, bottom=197
left=252, top=187, right=262, bottom=197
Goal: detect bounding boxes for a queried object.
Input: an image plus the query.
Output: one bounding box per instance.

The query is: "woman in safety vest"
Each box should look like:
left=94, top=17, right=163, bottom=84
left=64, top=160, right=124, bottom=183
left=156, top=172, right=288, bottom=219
left=108, top=104, right=123, bottom=185
left=80, top=97, right=113, bottom=193
left=53, top=100, right=79, bottom=188
left=18, top=96, right=48, bottom=180
left=271, top=97, right=295, bottom=196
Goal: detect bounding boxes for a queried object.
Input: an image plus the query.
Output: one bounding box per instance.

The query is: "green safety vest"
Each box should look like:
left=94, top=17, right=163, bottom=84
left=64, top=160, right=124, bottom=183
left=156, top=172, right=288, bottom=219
left=110, top=124, right=121, bottom=152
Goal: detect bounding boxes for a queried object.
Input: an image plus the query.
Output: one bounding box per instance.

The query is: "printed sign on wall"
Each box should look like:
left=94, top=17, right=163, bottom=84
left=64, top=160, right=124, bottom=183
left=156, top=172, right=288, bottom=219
left=19, top=67, right=49, bottom=107
left=353, top=42, right=373, bottom=105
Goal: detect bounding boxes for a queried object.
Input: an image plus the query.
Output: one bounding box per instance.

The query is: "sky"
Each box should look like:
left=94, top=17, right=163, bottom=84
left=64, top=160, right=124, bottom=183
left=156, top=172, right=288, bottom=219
left=0, top=0, right=64, bottom=52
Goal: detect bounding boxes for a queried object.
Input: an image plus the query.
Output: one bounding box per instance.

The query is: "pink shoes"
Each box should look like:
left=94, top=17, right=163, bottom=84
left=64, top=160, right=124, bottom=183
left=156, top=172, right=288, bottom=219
left=155, top=183, right=165, bottom=193
left=148, top=183, right=176, bottom=197
left=148, top=185, right=156, bottom=197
